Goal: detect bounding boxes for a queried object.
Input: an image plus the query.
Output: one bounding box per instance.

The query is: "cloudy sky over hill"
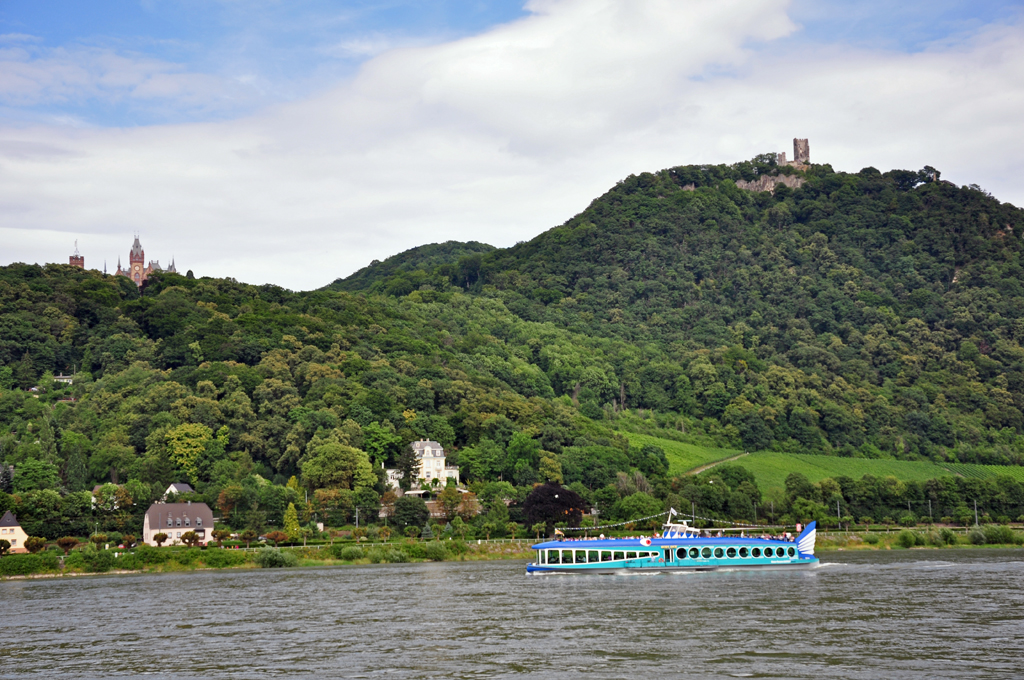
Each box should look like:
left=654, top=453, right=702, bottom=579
left=2, top=0, right=1022, bottom=290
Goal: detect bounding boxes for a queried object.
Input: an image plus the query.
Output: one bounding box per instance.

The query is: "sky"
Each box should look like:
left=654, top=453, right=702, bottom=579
left=2, top=0, right=1023, bottom=290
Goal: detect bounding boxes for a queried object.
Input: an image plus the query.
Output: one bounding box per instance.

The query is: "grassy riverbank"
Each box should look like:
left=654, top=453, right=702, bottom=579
left=0, top=538, right=536, bottom=579
left=817, top=525, right=1024, bottom=551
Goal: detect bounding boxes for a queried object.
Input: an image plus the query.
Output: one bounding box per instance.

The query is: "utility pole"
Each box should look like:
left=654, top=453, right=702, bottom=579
left=356, top=507, right=359, bottom=528
left=974, top=500, right=978, bottom=527
left=754, top=503, right=757, bottom=523
left=691, top=501, right=695, bottom=525
left=928, top=499, right=932, bottom=521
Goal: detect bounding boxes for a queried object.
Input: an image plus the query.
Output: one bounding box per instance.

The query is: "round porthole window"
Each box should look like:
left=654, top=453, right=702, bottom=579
left=751, top=548, right=761, bottom=558
left=726, top=547, right=736, bottom=558
left=788, top=547, right=796, bottom=557
left=701, top=547, right=712, bottom=559
left=714, top=547, right=724, bottom=558
left=764, top=547, right=774, bottom=557
left=739, top=547, right=748, bottom=558
left=676, top=548, right=687, bottom=560
left=689, top=547, right=699, bottom=559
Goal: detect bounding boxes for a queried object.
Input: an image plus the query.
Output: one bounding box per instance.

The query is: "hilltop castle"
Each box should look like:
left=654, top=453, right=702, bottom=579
left=115, top=236, right=176, bottom=287
left=776, top=138, right=810, bottom=166
left=67, top=236, right=176, bottom=286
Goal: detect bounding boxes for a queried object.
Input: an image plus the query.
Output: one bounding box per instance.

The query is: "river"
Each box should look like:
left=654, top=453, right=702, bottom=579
left=1, top=549, right=1022, bottom=678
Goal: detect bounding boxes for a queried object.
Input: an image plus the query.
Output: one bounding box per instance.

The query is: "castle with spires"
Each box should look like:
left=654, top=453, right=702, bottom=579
left=67, top=236, right=177, bottom=287
left=115, top=236, right=176, bottom=287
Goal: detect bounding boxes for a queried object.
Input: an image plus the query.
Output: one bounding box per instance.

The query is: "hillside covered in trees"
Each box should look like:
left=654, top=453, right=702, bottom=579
left=3, top=153, right=1024, bottom=538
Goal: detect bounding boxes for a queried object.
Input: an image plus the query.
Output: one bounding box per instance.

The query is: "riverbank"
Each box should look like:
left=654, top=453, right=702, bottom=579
left=817, top=525, right=1024, bottom=551
left=0, top=538, right=536, bottom=579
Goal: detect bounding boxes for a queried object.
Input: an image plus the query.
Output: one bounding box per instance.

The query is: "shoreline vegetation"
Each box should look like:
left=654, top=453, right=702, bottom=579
left=3, top=527, right=1022, bottom=580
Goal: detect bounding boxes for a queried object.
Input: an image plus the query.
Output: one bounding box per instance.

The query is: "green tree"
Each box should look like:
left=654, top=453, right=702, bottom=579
left=354, top=487, right=381, bottom=525
left=362, top=421, right=403, bottom=466
left=614, top=492, right=664, bottom=527
left=165, top=423, right=212, bottom=487
left=212, top=529, right=232, bottom=547
left=240, top=529, right=257, bottom=548
left=24, top=536, right=46, bottom=553
left=181, top=531, right=201, bottom=547
left=437, top=485, right=461, bottom=522
left=450, top=516, right=467, bottom=539
left=0, top=539, right=10, bottom=557
left=60, top=431, right=91, bottom=492
left=12, top=459, right=61, bottom=493
left=396, top=445, right=417, bottom=491
left=153, top=533, right=168, bottom=547
left=393, top=496, right=429, bottom=528
left=300, top=443, right=375, bottom=491
left=539, top=454, right=564, bottom=484
left=283, top=503, right=301, bottom=539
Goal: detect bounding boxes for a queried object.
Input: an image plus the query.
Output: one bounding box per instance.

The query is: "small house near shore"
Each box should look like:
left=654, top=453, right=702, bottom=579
left=142, top=502, right=214, bottom=546
left=0, top=511, right=29, bottom=553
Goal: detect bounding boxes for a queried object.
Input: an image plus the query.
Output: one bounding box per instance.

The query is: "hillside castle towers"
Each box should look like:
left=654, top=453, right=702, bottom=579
left=776, top=138, right=810, bottom=166
left=114, top=236, right=176, bottom=287
left=69, top=236, right=176, bottom=287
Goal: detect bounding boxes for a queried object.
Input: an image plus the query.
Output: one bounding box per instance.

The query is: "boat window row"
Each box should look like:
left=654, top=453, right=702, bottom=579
left=537, top=549, right=658, bottom=565
left=672, top=546, right=796, bottom=560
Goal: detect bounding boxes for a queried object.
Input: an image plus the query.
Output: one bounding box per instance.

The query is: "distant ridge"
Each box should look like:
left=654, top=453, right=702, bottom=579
left=323, top=240, right=494, bottom=293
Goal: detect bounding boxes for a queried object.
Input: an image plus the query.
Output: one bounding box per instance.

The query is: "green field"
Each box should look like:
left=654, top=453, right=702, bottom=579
left=620, top=432, right=1024, bottom=490
left=942, top=463, right=1024, bottom=482
left=619, top=432, right=743, bottom=475
left=735, top=452, right=955, bottom=492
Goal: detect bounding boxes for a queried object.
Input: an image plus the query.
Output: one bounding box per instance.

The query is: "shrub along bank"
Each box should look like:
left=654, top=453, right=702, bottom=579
left=0, top=538, right=534, bottom=577
left=816, top=526, right=1024, bottom=551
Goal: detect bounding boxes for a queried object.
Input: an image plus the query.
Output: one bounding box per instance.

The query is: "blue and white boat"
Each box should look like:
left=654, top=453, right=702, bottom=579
left=527, top=518, right=818, bottom=574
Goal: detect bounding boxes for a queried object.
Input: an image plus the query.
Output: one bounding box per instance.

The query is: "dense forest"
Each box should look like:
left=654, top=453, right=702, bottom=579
left=3, top=154, right=1024, bottom=539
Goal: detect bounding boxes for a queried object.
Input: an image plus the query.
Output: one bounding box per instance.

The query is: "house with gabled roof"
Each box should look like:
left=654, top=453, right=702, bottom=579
left=142, top=502, right=214, bottom=546
left=163, top=483, right=195, bottom=499
left=0, top=511, right=29, bottom=553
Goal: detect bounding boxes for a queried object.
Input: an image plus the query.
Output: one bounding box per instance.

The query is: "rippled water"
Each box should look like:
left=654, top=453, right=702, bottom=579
left=2, top=550, right=1023, bottom=678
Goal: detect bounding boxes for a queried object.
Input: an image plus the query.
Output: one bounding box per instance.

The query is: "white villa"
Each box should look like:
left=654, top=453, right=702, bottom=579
left=386, top=439, right=459, bottom=491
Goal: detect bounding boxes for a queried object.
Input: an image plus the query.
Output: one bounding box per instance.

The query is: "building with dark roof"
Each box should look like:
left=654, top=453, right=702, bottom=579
left=163, top=483, right=195, bottom=498
left=0, top=510, right=28, bottom=553
left=142, top=502, right=214, bottom=546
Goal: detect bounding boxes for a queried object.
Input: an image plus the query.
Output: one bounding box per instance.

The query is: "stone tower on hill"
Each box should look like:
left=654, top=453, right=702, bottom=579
left=776, top=138, right=810, bottom=167
left=794, top=138, right=810, bottom=164
left=115, top=236, right=177, bottom=287
left=69, top=241, right=84, bottom=269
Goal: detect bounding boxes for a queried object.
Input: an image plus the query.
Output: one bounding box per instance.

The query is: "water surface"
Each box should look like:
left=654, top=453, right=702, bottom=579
left=2, top=549, right=1022, bottom=678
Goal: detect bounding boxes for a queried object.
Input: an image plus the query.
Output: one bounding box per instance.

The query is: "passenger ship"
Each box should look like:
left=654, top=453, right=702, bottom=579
left=527, top=518, right=818, bottom=574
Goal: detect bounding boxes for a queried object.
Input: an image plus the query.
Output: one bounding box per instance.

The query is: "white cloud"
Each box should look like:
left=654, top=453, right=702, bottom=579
left=1, top=0, right=1023, bottom=290
left=0, top=40, right=262, bottom=115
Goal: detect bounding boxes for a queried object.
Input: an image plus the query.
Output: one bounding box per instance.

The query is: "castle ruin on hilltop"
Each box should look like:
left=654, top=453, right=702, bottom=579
left=776, top=138, right=809, bottom=166
left=735, top=138, right=809, bottom=193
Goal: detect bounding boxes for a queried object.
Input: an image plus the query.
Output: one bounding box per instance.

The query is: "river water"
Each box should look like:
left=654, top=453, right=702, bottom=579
left=2, top=549, right=1023, bottom=679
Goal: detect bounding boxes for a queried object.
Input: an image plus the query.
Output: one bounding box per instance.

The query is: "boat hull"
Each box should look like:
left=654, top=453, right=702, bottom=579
left=526, top=558, right=820, bottom=575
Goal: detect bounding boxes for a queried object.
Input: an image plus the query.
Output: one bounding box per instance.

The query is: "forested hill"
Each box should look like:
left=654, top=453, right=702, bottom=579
left=336, top=157, right=1024, bottom=465
left=3, top=154, right=1024, bottom=540
left=324, top=240, right=494, bottom=293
